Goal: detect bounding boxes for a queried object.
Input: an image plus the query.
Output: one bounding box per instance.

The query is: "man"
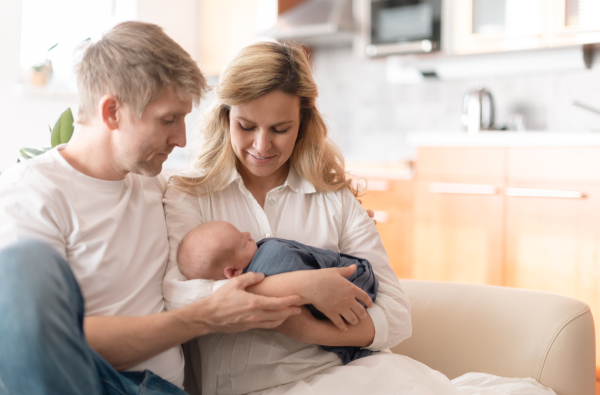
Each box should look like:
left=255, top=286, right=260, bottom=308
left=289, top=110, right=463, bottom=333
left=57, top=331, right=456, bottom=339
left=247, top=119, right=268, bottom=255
left=0, top=22, right=306, bottom=395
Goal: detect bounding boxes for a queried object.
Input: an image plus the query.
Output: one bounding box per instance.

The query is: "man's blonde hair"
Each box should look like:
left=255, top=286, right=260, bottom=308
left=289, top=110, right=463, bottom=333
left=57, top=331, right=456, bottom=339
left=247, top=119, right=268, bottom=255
left=75, top=21, right=208, bottom=124
left=172, top=41, right=354, bottom=195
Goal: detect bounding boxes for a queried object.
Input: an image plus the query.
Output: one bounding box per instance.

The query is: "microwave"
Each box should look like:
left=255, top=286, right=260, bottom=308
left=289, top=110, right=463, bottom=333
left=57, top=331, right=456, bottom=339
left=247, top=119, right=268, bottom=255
left=362, top=0, right=442, bottom=57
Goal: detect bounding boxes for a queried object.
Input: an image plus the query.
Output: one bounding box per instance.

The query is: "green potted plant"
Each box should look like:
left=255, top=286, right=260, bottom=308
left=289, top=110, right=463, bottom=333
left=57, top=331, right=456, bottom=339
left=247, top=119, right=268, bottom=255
left=19, top=107, right=74, bottom=161
left=30, top=43, right=58, bottom=86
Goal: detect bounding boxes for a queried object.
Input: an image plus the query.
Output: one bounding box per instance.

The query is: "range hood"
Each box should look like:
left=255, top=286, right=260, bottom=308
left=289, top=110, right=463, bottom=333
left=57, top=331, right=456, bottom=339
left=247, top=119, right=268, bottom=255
left=261, top=0, right=355, bottom=46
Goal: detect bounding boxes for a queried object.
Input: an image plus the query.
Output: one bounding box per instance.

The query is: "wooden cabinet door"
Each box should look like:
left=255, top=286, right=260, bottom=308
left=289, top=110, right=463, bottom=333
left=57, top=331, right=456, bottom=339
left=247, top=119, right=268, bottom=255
left=505, top=183, right=600, bottom=369
left=358, top=179, right=411, bottom=278
left=453, top=0, right=550, bottom=54
left=550, top=0, right=600, bottom=47
left=411, top=180, right=504, bottom=285
left=199, top=0, right=262, bottom=76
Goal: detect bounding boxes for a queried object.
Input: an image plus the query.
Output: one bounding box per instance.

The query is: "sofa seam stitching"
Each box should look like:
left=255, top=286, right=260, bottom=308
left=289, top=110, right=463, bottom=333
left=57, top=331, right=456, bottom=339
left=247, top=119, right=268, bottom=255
left=536, top=305, right=591, bottom=380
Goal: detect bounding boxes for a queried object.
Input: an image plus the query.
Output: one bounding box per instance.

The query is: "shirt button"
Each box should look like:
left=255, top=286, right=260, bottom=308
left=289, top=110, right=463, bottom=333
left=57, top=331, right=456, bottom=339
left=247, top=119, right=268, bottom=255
left=268, top=199, right=275, bottom=205
left=265, top=234, right=271, bottom=238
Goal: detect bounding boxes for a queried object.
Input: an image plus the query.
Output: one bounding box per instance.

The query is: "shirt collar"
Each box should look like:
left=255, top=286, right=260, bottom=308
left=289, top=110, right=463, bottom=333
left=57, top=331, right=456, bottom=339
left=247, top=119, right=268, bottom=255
left=223, top=165, right=317, bottom=195
left=286, top=166, right=317, bottom=194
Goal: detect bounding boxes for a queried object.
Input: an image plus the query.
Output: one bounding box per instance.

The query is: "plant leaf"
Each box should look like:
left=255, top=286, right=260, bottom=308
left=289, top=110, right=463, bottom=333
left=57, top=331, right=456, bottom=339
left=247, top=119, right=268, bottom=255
left=19, top=149, right=33, bottom=160
left=59, top=107, right=74, bottom=144
left=21, top=147, right=50, bottom=156
left=51, top=115, right=62, bottom=147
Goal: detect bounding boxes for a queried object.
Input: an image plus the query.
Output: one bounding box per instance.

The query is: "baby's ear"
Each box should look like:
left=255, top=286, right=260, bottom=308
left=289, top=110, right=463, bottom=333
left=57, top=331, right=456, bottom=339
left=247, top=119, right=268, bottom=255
left=223, top=266, right=236, bottom=279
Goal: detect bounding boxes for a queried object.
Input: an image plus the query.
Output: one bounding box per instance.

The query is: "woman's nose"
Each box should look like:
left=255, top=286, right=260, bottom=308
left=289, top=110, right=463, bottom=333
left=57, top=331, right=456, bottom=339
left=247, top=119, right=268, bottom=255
left=253, top=129, right=271, bottom=154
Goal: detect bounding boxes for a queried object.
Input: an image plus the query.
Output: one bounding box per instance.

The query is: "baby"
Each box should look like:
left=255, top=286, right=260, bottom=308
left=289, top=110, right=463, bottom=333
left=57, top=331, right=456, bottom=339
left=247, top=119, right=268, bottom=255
left=163, top=220, right=379, bottom=364
left=176, top=220, right=258, bottom=282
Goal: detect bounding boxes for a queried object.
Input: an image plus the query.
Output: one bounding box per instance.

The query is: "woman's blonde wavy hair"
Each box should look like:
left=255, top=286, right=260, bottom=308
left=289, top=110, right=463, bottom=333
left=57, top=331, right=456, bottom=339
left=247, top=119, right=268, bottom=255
left=173, top=41, right=355, bottom=196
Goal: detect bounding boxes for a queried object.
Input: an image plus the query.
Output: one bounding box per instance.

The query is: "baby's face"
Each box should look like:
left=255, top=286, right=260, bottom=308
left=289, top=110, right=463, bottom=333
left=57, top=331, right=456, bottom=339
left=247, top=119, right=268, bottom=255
left=226, top=228, right=258, bottom=275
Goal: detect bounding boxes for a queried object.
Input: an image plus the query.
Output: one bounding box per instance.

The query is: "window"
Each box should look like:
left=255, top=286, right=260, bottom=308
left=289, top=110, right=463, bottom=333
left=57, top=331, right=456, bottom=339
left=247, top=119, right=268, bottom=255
left=20, top=0, right=137, bottom=88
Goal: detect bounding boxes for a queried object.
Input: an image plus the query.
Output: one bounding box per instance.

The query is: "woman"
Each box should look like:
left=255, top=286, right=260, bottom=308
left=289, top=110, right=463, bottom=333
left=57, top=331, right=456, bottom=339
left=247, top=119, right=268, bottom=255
left=163, top=42, right=457, bottom=395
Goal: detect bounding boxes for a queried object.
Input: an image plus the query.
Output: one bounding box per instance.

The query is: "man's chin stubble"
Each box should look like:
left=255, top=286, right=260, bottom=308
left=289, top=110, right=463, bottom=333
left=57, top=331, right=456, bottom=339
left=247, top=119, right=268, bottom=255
left=132, top=161, right=163, bottom=177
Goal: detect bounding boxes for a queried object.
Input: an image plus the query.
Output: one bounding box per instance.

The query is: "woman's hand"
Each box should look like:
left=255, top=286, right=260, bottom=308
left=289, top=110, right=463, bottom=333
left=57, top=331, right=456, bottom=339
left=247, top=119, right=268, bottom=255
left=195, top=272, right=302, bottom=334
left=357, top=199, right=377, bottom=225
left=300, top=265, right=374, bottom=331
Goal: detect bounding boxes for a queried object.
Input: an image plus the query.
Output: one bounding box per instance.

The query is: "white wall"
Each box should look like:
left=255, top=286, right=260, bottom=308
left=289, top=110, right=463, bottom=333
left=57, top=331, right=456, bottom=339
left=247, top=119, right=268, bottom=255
left=137, top=0, right=199, bottom=61
left=0, top=0, right=202, bottom=173
left=0, top=0, right=79, bottom=172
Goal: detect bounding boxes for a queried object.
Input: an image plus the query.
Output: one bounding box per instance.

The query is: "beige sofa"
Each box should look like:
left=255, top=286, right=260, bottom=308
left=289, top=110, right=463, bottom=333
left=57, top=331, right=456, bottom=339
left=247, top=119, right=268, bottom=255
left=392, top=280, right=596, bottom=395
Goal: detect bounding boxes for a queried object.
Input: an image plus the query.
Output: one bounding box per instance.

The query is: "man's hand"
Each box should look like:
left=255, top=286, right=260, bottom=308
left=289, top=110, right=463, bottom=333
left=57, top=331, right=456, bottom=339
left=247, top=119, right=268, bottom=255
left=197, top=272, right=302, bottom=333
left=301, top=265, right=373, bottom=331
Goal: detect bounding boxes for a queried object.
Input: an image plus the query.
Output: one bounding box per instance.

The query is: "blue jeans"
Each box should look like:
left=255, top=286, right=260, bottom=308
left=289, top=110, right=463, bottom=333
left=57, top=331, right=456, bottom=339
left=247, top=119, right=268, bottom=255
left=0, top=239, right=188, bottom=395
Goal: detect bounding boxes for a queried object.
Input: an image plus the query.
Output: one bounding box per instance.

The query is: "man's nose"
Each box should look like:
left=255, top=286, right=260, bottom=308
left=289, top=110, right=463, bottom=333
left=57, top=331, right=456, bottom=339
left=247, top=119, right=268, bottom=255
left=253, top=129, right=271, bottom=154
left=169, top=122, right=187, bottom=148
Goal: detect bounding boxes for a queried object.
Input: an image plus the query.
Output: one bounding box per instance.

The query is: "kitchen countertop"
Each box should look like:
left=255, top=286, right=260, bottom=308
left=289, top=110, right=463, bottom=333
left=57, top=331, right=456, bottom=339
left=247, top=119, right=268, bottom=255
left=345, top=162, right=413, bottom=180
left=407, top=132, right=600, bottom=147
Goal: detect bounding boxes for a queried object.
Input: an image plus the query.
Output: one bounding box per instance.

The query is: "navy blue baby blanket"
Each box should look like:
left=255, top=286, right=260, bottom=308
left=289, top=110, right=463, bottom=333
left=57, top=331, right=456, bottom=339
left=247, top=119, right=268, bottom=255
left=243, top=238, right=379, bottom=364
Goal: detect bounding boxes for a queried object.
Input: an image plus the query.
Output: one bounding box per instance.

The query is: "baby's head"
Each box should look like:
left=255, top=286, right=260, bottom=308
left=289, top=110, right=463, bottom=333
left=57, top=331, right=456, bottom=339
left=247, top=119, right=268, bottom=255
left=177, top=221, right=258, bottom=281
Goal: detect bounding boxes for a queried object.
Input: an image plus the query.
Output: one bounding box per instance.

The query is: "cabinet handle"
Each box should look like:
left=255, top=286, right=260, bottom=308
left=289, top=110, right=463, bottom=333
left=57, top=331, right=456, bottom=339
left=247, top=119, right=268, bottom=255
left=373, top=210, right=389, bottom=224
left=367, top=179, right=390, bottom=192
left=504, top=187, right=587, bottom=199
left=429, top=182, right=498, bottom=195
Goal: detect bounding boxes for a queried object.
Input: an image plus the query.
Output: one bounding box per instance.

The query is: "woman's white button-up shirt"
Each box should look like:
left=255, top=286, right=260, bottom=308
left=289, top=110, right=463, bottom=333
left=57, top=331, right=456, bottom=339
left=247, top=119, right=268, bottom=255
left=162, top=167, right=412, bottom=394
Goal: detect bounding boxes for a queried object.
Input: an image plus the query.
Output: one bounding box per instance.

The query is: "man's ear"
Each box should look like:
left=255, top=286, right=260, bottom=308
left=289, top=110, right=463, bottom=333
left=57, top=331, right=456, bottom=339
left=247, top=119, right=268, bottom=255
left=99, top=94, right=120, bottom=131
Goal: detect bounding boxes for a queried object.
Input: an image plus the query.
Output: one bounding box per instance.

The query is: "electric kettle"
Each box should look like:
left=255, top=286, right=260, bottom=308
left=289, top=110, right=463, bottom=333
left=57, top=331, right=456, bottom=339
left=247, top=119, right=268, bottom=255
left=461, top=87, right=495, bottom=134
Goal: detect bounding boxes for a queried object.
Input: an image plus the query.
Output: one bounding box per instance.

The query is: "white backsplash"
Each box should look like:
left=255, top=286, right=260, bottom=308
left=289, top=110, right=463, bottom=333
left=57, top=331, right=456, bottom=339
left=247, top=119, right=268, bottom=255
left=311, top=47, right=600, bottom=163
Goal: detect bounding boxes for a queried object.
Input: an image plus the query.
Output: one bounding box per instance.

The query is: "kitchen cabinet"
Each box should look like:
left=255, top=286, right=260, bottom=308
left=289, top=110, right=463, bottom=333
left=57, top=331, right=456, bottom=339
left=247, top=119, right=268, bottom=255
left=550, top=0, right=600, bottom=47
left=350, top=171, right=412, bottom=278
left=505, top=147, right=600, bottom=375
left=453, top=0, right=549, bottom=54
left=505, top=182, right=600, bottom=312
left=199, top=0, right=265, bottom=76
left=411, top=145, right=600, bottom=377
left=410, top=148, right=505, bottom=285
left=453, top=0, right=600, bottom=55
left=198, top=0, right=311, bottom=76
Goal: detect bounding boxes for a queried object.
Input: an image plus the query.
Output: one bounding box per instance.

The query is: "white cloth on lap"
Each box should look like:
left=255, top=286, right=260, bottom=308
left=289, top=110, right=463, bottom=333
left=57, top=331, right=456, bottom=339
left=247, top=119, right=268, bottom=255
left=247, top=352, right=459, bottom=395
left=452, top=372, right=557, bottom=395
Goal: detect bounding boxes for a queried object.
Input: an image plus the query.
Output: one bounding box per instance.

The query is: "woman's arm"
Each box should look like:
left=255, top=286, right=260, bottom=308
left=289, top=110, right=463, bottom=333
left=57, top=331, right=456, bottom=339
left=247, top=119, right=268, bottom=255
left=337, top=189, right=412, bottom=351
left=250, top=190, right=411, bottom=349
left=274, top=306, right=375, bottom=347
left=246, top=265, right=373, bottom=330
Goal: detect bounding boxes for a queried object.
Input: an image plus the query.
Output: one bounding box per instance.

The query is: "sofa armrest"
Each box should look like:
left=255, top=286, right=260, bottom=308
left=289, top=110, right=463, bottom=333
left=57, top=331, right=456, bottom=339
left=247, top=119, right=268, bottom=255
left=391, top=280, right=595, bottom=395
